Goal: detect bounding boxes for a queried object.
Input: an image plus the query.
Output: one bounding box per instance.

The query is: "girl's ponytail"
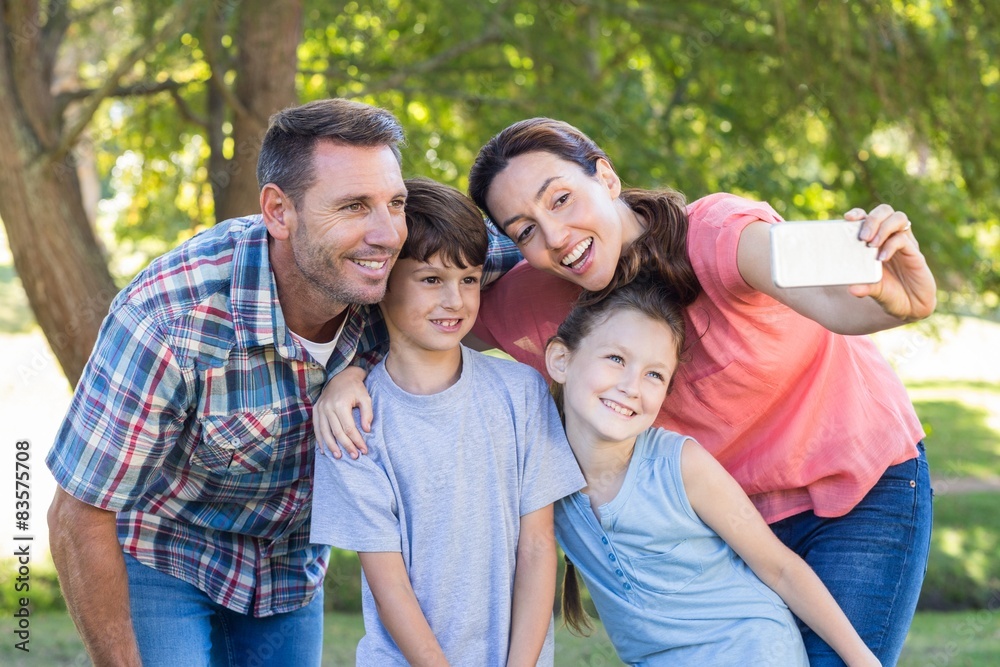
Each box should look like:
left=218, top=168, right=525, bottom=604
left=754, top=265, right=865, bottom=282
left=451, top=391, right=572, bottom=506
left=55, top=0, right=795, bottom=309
left=561, top=556, right=593, bottom=636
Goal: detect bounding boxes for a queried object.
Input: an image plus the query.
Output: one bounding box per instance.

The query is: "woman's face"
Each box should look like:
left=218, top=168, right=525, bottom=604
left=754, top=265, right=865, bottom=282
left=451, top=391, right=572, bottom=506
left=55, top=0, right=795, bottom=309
left=485, top=151, right=644, bottom=291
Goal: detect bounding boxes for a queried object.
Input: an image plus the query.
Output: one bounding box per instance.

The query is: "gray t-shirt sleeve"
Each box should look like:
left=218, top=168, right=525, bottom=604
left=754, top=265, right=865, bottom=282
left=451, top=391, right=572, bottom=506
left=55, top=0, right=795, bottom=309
left=518, top=372, right=587, bottom=516
left=309, top=445, right=401, bottom=552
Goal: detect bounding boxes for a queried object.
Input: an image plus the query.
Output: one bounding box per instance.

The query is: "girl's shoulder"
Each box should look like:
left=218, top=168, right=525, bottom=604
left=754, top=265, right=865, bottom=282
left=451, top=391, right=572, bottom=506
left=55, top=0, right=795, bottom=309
left=636, top=427, right=695, bottom=461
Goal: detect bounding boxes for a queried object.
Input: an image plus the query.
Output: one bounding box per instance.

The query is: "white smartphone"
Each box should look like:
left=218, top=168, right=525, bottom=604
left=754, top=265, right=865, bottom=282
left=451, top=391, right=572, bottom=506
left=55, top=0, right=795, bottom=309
left=770, top=220, right=882, bottom=288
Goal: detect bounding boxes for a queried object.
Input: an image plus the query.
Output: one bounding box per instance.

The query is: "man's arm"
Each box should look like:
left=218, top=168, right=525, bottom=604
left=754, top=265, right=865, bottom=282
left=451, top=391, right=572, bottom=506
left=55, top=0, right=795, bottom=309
left=45, top=301, right=190, bottom=666
left=357, top=552, right=449, bottom=667
left=507, top=505, right=557, bottom=667
left=481, top=220, right=523, bottom=287
left=48, top=488, right=142, bottom=666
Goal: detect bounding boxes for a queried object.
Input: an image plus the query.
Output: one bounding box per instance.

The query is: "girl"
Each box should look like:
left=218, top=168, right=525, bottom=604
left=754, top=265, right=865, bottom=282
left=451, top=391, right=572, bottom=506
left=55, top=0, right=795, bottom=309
left=545, top=277, right=880, bottom=666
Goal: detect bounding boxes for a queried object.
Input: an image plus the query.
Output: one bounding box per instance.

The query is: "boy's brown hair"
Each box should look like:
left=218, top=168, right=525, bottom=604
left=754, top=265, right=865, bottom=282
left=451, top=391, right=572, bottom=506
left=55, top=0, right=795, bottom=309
left=400, top=177, right=489, bottom=268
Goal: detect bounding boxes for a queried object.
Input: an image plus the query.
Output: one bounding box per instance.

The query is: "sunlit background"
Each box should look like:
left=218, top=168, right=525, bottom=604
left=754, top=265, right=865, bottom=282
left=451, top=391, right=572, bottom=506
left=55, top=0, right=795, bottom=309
left=1, top=1, right=998, bottom=664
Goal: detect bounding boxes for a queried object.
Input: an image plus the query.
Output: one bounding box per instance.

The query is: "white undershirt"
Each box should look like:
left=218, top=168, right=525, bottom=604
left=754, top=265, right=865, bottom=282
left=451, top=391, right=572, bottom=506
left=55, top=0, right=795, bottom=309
left=290, top=316, right=347, bottom=368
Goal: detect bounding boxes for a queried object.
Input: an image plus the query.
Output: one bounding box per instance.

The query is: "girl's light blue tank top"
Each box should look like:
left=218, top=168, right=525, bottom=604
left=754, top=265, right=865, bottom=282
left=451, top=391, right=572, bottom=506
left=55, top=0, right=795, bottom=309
left=554, top=428, right=809, bottom=666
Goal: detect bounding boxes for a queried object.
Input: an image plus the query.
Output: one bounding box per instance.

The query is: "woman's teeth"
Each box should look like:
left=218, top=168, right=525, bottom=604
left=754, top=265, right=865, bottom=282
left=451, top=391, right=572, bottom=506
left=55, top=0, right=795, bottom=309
left=561, top=238, right=593, bottom=267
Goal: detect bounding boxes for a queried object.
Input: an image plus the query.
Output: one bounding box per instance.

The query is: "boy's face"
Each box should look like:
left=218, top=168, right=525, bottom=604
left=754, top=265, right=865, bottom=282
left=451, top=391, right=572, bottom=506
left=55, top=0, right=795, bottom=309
left=380, top=253, right=483, bottom=356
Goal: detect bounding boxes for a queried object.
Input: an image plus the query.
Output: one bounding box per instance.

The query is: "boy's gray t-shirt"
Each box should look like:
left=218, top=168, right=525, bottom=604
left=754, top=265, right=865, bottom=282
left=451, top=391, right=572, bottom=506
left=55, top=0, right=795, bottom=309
left=311, top=345, right=585, bottom=666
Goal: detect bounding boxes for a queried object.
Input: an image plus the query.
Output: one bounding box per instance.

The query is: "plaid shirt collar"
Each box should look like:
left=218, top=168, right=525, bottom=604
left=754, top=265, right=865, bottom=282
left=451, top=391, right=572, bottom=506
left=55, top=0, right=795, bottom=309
left=230, top=219, right=311, bottom=359
left=230, top=218, right=368, bottom=371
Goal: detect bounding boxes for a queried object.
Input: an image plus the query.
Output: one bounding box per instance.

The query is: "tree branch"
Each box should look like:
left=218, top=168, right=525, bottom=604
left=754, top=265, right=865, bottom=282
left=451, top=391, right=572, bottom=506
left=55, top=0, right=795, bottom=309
left=200, top=2, right=250, bottom=123
left=40, top=0, right=72, bottom=78
left=55, top=78, right=196, bottom=112
left=5, top=0, right=62, bottom=146
left=170, top=86, right=209, bottom=128
left=48, top=0, right=198, bottom=165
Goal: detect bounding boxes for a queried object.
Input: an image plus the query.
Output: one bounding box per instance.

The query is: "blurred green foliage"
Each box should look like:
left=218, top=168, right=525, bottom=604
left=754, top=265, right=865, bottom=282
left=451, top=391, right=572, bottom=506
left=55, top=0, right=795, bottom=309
left=56, top=0, right=1000, bottom=304
left=0, top=557, right=66, bottom=614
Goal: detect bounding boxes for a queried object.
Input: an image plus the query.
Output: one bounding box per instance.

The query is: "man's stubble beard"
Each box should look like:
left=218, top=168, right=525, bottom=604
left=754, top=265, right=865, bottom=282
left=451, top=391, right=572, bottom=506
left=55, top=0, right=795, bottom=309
left=290, top=221, right=392, bottom=307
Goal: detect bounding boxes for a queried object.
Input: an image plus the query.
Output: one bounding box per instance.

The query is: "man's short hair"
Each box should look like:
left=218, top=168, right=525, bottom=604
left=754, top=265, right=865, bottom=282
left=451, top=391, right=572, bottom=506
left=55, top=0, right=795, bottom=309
left=257, top=98, right=405, bottom=207
left=400, top=177, right=489, bottom=269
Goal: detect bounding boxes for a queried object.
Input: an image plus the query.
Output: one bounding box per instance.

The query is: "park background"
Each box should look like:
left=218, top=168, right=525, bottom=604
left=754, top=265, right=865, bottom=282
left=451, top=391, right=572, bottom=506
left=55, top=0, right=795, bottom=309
left=0, top=0, right=998, bottom=664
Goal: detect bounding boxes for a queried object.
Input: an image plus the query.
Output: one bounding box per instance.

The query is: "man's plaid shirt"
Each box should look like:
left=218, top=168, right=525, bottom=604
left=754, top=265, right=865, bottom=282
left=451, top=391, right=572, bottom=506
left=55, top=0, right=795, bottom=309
left=46, top=215, right=521, bottom=616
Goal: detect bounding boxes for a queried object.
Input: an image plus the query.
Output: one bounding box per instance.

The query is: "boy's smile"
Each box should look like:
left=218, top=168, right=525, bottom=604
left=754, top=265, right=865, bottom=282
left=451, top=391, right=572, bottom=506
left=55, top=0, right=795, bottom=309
left=380, top=254, right=483, bottom=362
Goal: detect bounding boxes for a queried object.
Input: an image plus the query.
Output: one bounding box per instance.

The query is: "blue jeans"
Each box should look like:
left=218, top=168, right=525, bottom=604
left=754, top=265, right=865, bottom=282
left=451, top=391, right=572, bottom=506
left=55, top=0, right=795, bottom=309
left=125, top=554, right=324, bottom=666
left=771, top=442, right=933, bottom=666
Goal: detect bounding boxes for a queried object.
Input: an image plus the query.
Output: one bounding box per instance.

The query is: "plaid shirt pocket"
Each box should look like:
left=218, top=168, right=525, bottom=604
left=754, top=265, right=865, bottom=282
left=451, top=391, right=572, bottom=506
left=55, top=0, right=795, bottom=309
left=193, top=410, right=279, bottom=475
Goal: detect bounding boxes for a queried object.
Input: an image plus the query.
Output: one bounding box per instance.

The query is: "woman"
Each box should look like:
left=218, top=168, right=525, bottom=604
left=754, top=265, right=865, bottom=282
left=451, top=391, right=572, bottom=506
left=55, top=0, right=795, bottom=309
left=467, top=118, right=932, bottom=666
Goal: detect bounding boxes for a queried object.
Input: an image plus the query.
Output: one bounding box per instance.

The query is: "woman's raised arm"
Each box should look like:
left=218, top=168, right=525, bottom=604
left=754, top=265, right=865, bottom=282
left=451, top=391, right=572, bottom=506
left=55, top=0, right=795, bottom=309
left=737, top=204, right=936, bottom=335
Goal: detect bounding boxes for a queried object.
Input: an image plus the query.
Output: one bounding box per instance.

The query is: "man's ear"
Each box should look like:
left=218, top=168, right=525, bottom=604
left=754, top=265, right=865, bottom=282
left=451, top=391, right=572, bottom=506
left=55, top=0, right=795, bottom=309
left=261, top=184, right=294, bottom=240
left=594, top=157, right=622, bottom=199
left=545, top=339, right=570, bottom=383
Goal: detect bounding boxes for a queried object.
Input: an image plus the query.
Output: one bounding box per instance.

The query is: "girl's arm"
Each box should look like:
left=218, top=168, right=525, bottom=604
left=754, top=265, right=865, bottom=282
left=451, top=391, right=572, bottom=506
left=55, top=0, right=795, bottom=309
left=736, top=204, right=936, bottom=335
left=507, top=505, right=557, bottom=667
left=681, top=440, right=881, bottom=667
left=358, top=552, right=450, bottom=667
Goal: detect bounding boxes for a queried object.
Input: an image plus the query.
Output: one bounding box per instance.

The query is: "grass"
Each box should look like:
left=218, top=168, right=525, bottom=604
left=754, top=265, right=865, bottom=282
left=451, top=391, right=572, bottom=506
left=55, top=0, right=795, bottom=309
left=922, top=493, right=1000, bottom=610
left=2, top=611, right=87, bottom=667
left=908, top=380, right=1000, bottom=610
left=908, top=380, right=1000, bottom=611
left=4, top=610, right=999, bottom=666
left=898, top=611, right=1000, bottom=667
left=910, top=380, right=1000, bottom=480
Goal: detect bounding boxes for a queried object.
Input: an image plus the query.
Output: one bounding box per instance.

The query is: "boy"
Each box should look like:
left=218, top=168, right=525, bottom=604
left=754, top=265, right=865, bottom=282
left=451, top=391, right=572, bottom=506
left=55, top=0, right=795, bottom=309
left=310, top=178, right=585, bottom=666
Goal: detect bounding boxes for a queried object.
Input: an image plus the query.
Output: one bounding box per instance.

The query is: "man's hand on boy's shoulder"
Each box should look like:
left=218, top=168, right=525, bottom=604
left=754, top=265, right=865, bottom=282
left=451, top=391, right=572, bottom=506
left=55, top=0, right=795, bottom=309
left=314, top=366, right=372, bottom=459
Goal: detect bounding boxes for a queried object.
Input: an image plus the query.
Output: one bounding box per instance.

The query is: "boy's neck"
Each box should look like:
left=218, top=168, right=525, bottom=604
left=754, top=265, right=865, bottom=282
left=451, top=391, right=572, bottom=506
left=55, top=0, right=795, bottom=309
left=383, top=343, right=464, bottom=395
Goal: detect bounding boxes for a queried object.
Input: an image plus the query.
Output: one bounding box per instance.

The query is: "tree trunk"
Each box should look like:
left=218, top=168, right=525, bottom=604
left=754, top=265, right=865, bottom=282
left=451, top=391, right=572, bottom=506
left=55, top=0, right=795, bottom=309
left=213, top=0, right=302, bottom=221
left=0, top=2, right=118, bottom=387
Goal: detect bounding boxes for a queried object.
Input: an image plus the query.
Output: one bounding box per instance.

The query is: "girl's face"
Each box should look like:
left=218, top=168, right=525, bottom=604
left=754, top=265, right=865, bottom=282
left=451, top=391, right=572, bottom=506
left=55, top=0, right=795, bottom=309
left=547, top=309, right=679, bottom=446
left=484, top=151, right=645, bottom=292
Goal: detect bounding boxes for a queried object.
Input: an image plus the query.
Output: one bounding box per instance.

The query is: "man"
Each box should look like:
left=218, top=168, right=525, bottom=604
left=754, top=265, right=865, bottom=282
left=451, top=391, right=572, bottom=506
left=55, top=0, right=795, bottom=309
left=46, top=98, right=410, bottom=666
